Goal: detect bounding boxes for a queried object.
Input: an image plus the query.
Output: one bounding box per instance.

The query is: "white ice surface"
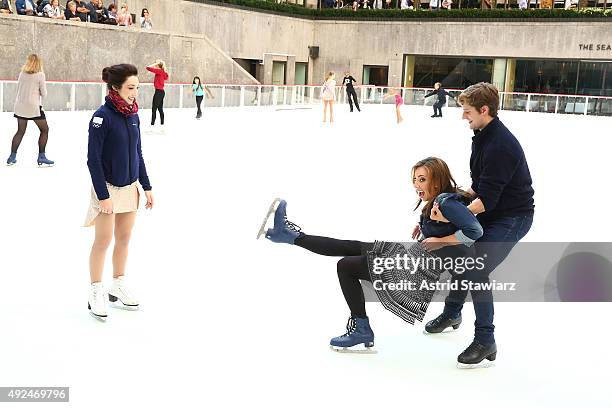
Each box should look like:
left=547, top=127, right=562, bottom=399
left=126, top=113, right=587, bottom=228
left=1, top=105, right=611, bottom=407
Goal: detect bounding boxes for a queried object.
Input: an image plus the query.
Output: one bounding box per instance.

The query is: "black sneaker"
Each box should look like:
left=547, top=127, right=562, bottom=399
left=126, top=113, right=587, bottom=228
left=457, top=341, right=497, bottom=368
left=424, top=313, right=462, bottom=334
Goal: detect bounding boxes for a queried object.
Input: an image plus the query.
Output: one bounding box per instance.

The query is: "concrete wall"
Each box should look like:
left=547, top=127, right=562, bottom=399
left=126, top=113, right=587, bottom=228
left=118, top=0, right=314, bottom=62
left=0, top=13, right=258, bottom=84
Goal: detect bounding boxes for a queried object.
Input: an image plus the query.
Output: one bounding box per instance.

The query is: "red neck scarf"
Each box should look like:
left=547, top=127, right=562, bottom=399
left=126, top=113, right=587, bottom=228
left=106, top=89, right=138, bottom=116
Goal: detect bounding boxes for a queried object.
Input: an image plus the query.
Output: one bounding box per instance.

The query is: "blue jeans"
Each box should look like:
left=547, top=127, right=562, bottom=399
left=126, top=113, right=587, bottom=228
left=443, top=214, right=533, bottom=344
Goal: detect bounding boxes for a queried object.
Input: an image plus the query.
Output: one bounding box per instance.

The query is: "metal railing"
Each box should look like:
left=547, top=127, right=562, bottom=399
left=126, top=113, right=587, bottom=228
left=1, top=81, right=610, bottom=116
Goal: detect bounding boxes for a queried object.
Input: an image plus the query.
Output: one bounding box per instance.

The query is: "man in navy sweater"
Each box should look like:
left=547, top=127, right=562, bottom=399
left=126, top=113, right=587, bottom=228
left=424, top=82, right=534, bottom=368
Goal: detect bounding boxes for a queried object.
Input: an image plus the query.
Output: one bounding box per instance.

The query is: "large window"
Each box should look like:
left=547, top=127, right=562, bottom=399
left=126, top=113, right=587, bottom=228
left=576, top=61, right=611, bottom=96
left=514, top=60, right=611, bottom=96
left=412, top=57, right=493, bottom=88
left=363, top=65, right=388, bottom=86
left=514, top=60, right=579, bottom=95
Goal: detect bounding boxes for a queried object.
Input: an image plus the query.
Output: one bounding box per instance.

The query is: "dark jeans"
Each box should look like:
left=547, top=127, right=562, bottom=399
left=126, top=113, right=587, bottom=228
left=433, top=101, right=444, bottom=116
left=151, top=89, right=165, bottom=125
left=443, top=214, right=533, bottom=344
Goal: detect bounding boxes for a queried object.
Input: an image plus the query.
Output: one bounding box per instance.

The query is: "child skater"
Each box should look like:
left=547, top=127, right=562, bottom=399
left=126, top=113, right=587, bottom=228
left=425, top=82, right=455, bottom=118
left=382, top=88, right=404, bottom=124
left=321, top=71, right=336, bottom=123
left=191, top=76, right=214, bottom=119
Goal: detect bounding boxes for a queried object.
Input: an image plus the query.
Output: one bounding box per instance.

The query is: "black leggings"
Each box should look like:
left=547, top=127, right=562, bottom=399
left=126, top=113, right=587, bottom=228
left=346, top=88, right=360, bottom=112
left=196, top=95, right=203, bottom=116
left=295, top=234, right=373, bottom=318
left=151, top=89, right=165, bottom=125
left=433, top=101, right=444, bottom=116
left=11, top=118, right=49, bottom=154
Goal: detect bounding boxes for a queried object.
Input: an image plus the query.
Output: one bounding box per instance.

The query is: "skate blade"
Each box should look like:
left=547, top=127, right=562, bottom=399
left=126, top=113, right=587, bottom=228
left=89, top=310, right=107, bottom=321
left=109, top=302, right=140, bottom=311
left=330, top=345, right=378, bottom=354
left=422, top=326, right=460, bottom=335
left=37, top=163, right=55, bottom=168
left=256, top=197, right=281, bottom=239
left=456, top=360, right=496, bottom=369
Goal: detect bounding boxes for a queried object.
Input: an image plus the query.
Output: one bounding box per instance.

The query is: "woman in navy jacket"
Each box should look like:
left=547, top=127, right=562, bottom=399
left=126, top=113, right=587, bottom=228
left=84, top=63, right=154, bottom=320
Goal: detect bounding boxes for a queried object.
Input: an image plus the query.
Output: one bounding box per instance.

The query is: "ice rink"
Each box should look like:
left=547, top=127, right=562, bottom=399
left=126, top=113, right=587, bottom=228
left=1, top=104, right=611, bottom=407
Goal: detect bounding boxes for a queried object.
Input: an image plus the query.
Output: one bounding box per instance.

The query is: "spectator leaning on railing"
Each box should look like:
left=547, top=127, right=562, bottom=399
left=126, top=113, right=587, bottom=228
left=116, top=3, right=132, bottom=26
left=91, top=0, right=109, bottom=23
left=64, top=1, right=80, bottom=20
left=0, top=0, right=13, bottom=13
left=106, top=2, right=117, bottom=23
left=140, top=7, right=152, bottom=29
left=64, top=0, right=88, bottom=20
left=43, top=0, right=64, bottom=18
left=16, top=0, right=36, bottom=15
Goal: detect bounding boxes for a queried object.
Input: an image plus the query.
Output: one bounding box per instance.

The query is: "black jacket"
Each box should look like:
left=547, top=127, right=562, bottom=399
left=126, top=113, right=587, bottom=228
left=425, top=88, right=451, bottom=103
left=470, top=117, right=534, bottom=223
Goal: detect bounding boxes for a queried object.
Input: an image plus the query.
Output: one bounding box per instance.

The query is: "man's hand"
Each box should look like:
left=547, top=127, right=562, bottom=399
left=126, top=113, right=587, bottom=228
left=467, top=197, right=485, bottom=215
left=421, top=237, right=446, bottom=252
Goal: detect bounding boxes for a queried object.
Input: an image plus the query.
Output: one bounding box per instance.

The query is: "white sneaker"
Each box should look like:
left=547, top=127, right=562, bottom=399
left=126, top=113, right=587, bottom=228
left=108, top=276, right=139, bottom=309
left=88, top=282, right=108, bottom=320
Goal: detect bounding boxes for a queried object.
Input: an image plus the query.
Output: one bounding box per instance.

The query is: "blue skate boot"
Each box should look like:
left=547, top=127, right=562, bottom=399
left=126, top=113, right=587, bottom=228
left=330, top=316, right=376, bottom=353
left=6, top=152, right=16, bottom=166
left=37, top=153, right=55, bottom=167
left=258, top=199, right=302, bottom=244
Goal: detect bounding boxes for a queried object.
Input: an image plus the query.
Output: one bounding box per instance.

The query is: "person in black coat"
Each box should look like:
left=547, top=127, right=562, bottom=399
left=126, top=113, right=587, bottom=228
left=425, top=82, right=455, bottom=118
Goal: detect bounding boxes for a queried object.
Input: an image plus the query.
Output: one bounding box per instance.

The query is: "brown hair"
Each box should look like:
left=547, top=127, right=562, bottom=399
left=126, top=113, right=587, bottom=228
left=102, top=64, right=138, bottom=90
left=22, top=54, right=43, bottom=74
left=412, top=157, right=470, bottom=216
left=458, top=82, right=499, bottom=117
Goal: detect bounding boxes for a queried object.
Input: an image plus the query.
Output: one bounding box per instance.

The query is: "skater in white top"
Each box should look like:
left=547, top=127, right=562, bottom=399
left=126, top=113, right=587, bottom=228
left=321, top=71, right=336, bottom=123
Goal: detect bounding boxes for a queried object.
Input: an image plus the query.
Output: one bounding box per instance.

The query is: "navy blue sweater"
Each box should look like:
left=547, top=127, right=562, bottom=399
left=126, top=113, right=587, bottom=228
left=87, top=100, right=152, bottom=201
left=470, top=117, right=534, bottom=223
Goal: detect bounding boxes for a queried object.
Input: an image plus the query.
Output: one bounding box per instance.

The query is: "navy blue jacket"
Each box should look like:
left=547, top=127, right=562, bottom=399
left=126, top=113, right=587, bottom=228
left=470, top=117, right=534, bottom=223
left=87, top=99, right=152, bottom=201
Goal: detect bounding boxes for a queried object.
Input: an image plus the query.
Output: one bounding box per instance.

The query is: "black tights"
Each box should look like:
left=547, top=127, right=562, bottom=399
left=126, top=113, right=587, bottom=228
left=196, top=96, right=203, bottom=116
left=151, top=89, right=165, bottom=125
left=295, top=235, right=373, bottom=318
left=11, top=118, right=49, bottom=154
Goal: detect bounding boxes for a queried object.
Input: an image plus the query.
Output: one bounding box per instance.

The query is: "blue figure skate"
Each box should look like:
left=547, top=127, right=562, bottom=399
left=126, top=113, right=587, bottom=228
left=37, top=153, right=55, bottom=167
left=6, top=152, right=16, bottom=166
left=330, top=316, right=377, bottom=354
left=257, top=198, right=302, bottom=244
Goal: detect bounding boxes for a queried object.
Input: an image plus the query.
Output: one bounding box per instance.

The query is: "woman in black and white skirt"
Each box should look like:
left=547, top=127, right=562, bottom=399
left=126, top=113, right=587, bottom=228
left=6, top=54, right=54, bottom=167
left=257, top=157, right=483, bottom=352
